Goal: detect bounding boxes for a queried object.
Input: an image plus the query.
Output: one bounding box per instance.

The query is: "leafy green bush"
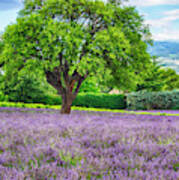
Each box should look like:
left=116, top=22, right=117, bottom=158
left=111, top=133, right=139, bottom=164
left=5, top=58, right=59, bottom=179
left=22, top=93, right=126, bottom=109
left=1, top=90, right=126, bottom=109
left=0, top=74, right=46, bottom=103
left=0, top=92, right=8, bottom=102
left=33, top=94, right=62, bottom=105
left=127, top=90, right=179, bottom=110
left=73, top=93, right=126, bottom=109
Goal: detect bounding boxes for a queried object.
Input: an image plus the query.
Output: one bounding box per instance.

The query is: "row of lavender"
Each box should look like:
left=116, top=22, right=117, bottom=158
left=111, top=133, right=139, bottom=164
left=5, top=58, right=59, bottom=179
left=0, top=108, right=178, bottom=179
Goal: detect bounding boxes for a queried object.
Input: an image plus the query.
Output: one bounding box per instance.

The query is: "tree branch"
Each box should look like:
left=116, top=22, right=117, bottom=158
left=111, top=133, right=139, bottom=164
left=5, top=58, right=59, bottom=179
left=73, top=77, right=84, bottom=96
left=45, top=68, right=65, bottom=94
left=73, top=71, right=89, bottom=96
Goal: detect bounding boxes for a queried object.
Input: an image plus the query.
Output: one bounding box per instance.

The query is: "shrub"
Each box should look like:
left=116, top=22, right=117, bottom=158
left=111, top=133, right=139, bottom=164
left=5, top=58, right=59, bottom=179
left=33, top=94, right=62, bottom=105
left=73, top=93, right=126, bottom=109
left=0, top=92, right=8, bottom=102
left=26, top=93, right=126, bottom=109
left=2, top=92, right=126, bottom=109
left=29, top=93, right=126, bottom=109
left=127, top=90, right=179, bottom=110
left=1, top=74, right=45, bottom=103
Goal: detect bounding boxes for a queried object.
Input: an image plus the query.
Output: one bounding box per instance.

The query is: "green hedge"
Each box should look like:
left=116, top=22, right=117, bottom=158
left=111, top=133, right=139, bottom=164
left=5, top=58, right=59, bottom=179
left=73, top=93, right=126, bottom=109
left=32, top=94, right=62, bottom=105
left=127, top=90, right=179, bottom=110
left=6, top=93, right=126, bottom=109
left=0, top=102, right=53, bottom=109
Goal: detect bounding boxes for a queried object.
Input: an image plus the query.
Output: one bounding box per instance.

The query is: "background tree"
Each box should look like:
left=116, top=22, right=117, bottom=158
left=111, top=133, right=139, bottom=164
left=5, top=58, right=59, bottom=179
left=0, top=38, right=3, bottom=68
left=136, top=59, right=179, bottom=92
left=79, top=77, right=101, bottom=93
left=136, top=59, right=164, bottom=91
left=0, top=69, right=56, bottom=103
left=159, top=68, right=179, bottom=90
left=0, top=0, right=152, bottom=114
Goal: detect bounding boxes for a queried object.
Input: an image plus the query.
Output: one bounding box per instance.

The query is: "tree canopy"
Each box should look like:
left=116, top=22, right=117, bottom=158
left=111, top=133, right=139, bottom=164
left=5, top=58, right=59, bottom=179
left=136, top=59, right=179, bottom=92
left=0, top=0, right=152, bottom=113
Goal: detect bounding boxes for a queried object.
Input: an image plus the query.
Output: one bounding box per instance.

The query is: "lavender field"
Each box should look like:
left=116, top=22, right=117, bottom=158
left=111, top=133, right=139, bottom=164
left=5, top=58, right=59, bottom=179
left=0, top=108, right=179, bottom=179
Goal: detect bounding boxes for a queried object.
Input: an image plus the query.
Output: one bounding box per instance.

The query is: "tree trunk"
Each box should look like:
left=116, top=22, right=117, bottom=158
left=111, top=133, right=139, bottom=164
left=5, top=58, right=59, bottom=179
left=60, top=92, right=75, bottom=114
left=45, top=69, right=86, bottom=114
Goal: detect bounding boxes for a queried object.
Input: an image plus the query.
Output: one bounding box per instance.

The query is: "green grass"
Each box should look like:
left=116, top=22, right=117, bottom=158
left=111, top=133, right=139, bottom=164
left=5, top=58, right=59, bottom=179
left=173, top=163, right=179, bottom=171
left=0, top=101, right=179, bottom=117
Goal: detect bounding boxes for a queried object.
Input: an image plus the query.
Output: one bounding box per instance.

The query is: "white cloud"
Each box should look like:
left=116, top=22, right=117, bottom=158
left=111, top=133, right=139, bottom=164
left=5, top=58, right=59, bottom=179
left=142, top=8, right=179, bottom=41
left=126, top=0, right=179, bottom=6
left=152, top=30, right=179, bottom=41
left=145, top=19, right=167, bottom=28
left=144, top=8, right=179, bottom=34
left=164, top=9, right=179, bottom=16
left=145, top=14, right=179, bottom=29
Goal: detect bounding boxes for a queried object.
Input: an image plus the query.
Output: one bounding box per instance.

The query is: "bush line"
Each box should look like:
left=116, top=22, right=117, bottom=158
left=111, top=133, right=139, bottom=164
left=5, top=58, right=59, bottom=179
left=0, top=102, right=178, bottom=117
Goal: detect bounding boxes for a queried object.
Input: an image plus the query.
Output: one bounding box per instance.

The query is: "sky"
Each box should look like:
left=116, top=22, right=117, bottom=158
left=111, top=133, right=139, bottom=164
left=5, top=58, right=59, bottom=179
left=0, top=0, right=179, bottom=41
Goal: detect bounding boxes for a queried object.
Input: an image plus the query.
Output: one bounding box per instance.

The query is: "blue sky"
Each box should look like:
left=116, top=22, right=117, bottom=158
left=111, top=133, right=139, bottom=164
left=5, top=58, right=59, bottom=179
left=0, top=0, right=22, bottom=33
left=0, top=0, right=179, bottom=41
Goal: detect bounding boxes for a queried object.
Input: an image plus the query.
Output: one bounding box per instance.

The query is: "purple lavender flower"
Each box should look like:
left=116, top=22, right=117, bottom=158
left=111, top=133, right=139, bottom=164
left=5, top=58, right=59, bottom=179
left=0, top=108, right=178, bottom=179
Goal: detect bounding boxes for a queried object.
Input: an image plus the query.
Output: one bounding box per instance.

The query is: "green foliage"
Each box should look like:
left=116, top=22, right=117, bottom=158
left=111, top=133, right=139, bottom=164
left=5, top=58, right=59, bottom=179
left=31, top=93, right=126, bottom=110
left=59, top=151, right=82, bottom=168
left=73, top=93, right=126, bottom=109
left=136, top=61, right=165, bottom=92
left=0, top=58, right=57, bottom=103
left=0, top=92, right=8, bottom=102
left=127, top=90, right=179, bottom=110
left=0, top=92, right=126, bottom=109
left=0, top=102, right=52, bottom=109
left=35, top=94, right=62, bottom=105
left=159, top=68, right=179, bottom=91
left=78, top=77, right=101, bottom=93
left=0, top=0, right=152, bottom=95
left=136, top=59, right=179, bottom=92
left=173, top=163, right=179, bottom=171
left=0, top=40, right=3, bottom=55
left=0, top=72, right=46, bottom=103
left=0, top=101, right=178, bottom=116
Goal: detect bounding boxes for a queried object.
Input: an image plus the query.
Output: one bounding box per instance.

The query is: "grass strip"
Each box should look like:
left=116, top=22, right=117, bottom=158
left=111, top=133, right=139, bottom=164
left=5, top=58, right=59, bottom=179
left=0, top=101, right=178, bottom=117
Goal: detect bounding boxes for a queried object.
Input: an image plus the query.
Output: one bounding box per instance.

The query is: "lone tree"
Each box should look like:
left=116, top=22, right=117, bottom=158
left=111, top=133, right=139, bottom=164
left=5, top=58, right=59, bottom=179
left=0, top=0, right=152, bottom=114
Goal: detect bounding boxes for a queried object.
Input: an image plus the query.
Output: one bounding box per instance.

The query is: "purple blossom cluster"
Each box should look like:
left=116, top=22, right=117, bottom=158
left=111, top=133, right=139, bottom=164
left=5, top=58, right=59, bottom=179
left=0, top=108, right=178, bottom=179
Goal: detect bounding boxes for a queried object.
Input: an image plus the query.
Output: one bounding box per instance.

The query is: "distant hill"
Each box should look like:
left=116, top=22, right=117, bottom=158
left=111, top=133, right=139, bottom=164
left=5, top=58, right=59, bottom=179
left=148, top=41, right=179, bottom=73
left=148, top=41, right=179, bottom=59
